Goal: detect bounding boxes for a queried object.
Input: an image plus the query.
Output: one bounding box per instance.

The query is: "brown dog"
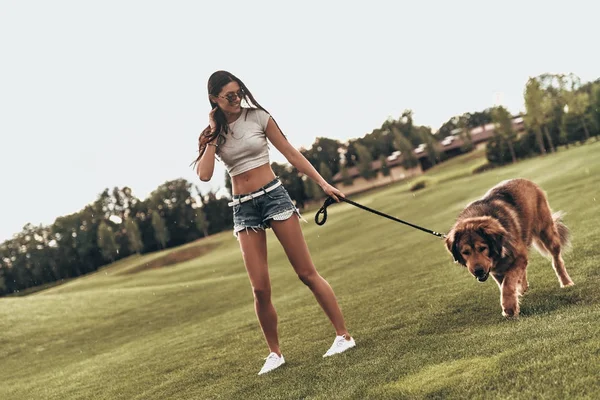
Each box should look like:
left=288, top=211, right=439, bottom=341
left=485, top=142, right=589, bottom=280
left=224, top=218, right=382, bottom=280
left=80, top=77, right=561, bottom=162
left=444, top=178, right=574, bottom=317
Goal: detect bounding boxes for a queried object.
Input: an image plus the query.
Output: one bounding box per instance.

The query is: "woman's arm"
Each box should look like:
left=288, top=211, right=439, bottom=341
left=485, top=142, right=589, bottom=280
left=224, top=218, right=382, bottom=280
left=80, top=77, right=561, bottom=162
left=264, top=118, right=345, bottom=201
left=196, top=107, right=219, bottom=182
left=196, top=136, right=218, bottom=181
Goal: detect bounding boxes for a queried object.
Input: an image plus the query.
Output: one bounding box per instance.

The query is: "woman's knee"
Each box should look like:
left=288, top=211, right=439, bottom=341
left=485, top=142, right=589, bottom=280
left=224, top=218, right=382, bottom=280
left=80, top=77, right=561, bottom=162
left=252, top=286, right=271, bottom=303
left=297, top=270, right=320, bottom=287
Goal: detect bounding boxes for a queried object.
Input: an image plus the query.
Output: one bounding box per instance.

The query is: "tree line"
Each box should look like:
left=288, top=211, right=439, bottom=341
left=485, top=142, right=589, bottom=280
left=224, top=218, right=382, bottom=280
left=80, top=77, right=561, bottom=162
left=1, top=73, right=598, bottom=296
left=0, top=181, right=231, bottom=296
left=486, top=73, right=599, bottom=164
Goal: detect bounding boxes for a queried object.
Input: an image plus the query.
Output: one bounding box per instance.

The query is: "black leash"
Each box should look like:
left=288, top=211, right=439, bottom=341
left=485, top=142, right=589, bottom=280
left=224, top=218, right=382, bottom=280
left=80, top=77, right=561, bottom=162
left=315, top=196, right=447, bottom=239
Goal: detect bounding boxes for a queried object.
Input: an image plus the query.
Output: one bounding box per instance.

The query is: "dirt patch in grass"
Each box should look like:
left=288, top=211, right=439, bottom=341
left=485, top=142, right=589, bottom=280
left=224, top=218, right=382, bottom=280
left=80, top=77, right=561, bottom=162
left=119, top=242, right=221, bottom=275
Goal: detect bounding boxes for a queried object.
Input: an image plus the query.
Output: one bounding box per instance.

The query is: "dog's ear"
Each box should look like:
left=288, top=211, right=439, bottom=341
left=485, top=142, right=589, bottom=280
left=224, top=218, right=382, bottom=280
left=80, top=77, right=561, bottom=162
left=477, top=220, right=508, bottom=259
left=486, top=234, right=504, bottom=259
left=445, top=229, right=464, bottom=265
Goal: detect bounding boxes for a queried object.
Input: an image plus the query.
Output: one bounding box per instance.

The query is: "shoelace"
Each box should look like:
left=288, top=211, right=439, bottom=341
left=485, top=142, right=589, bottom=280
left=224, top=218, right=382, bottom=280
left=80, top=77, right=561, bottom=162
left=325, top=338, right=345, bottom=354
left=264, top=353, right=280, bottom=362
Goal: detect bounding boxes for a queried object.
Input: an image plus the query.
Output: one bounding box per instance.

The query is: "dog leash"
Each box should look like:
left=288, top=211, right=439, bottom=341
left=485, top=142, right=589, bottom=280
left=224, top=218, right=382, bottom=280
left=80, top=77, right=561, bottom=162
left=315, top=196, right=447, bottom=239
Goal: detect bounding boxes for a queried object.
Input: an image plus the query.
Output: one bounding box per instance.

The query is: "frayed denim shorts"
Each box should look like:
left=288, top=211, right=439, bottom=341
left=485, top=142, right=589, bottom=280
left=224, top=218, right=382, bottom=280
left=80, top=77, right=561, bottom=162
left=230, top=178, right=305, bottom=237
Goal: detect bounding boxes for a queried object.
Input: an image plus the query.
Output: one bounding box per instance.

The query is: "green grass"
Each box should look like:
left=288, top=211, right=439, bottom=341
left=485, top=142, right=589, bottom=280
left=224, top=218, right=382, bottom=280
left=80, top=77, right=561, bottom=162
left=422, top=147, right=489, bottom=183
left=1, top=142, right=599, bottom=399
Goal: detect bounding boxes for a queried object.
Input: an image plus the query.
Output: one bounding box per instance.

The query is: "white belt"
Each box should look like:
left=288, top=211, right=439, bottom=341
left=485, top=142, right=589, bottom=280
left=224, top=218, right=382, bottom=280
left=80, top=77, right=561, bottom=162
left=228, top=180, right=283, bottom=207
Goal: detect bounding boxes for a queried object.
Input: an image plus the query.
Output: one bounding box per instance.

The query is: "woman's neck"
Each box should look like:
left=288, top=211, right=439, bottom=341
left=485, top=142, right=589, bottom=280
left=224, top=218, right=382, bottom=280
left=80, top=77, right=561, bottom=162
left=225, top=109, right=243, bottom=124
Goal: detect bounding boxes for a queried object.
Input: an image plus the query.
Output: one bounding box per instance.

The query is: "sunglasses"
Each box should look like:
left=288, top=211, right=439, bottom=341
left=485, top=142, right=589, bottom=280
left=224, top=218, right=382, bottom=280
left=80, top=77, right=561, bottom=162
left=217, top=90, right=244, bottom=104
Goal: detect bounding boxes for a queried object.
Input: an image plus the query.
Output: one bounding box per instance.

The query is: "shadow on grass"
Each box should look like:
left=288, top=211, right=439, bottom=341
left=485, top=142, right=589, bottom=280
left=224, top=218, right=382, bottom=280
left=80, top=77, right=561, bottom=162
left=519, top=284, right=587, bottom=317
left=117, top=242, right=221, bottom=275
left=415, top=280, right=588, bottom=334
left=415, top=289, right=502, bottom=336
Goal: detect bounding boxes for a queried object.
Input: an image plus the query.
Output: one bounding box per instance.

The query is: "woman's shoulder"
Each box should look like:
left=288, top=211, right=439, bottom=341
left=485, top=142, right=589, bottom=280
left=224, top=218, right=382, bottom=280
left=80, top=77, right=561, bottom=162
left=245, top=108, right=271, bottom=130
left=245, top=107, right=270, bottom=117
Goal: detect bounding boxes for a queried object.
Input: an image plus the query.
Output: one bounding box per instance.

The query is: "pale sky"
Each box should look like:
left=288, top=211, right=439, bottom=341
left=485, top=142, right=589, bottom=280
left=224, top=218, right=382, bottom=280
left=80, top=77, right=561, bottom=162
left=1, top=0, right=598, bottom=243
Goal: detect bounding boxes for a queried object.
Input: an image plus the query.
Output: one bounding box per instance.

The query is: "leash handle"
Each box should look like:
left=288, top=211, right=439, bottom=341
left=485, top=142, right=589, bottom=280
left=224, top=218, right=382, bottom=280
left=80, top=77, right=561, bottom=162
left=315, top=197, right=336, bottom=226
left=315, top=196, right=447, bottom=239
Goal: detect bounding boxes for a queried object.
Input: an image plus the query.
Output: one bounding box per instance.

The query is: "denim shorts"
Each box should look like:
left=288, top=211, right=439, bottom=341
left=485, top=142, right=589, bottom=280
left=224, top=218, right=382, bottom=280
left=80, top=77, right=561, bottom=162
left=231, top=178, right=305, bottom=236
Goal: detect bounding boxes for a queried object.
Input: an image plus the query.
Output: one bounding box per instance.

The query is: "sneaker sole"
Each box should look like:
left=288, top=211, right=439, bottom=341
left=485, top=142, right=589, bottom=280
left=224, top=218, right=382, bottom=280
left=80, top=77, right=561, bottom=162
left=258, top=360, right=285, bottom=375
left=323, top=341, right=356, bottom=357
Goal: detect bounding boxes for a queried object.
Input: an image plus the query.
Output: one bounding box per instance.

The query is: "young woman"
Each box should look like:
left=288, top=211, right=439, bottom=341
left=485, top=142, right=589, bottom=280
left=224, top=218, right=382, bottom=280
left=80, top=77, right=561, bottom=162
left=193, top=71, right=355, bottom=375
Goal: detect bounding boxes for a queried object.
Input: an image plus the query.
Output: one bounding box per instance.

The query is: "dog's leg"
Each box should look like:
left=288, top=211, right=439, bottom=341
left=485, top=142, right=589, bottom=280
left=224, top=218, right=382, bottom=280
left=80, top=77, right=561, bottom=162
left=539, top=226, right=574, bottom=288
left=500, top=258, right=527, bottom=318
left=536, top=199, right=574, bottom=287
left=492, top=273, right=504, bottom=289
left=517, top=268, right=529, bottom=295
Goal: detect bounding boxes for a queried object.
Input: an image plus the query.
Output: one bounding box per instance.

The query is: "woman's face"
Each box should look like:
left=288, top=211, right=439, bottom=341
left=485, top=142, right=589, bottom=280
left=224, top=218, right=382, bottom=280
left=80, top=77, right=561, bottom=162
left=212, top=81, right=243, bottom=114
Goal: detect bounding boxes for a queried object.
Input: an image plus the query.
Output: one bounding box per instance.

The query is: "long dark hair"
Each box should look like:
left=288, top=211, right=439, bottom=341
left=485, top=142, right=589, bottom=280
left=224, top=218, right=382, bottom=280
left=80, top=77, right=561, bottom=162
left=192, top=70, right=286, bottom=167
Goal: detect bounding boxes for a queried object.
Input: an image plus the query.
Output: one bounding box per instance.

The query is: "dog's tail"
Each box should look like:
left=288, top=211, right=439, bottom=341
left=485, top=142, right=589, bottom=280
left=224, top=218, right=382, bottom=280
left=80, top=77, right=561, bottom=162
left=553, top=211, right=571, bottom=249
left=533, top=211, right=570, bottom=258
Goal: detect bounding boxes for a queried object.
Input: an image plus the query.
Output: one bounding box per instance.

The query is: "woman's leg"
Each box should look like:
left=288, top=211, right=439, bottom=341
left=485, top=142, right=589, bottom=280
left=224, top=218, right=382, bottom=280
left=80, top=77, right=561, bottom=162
left=237, top=229, right=281, bottom=355
left=270, top=216, right=351, bottom=338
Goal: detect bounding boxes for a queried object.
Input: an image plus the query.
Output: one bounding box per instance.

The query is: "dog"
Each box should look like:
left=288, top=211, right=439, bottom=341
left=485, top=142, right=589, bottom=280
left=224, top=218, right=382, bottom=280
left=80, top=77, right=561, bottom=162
left=444, top=178, right=574, bottom=318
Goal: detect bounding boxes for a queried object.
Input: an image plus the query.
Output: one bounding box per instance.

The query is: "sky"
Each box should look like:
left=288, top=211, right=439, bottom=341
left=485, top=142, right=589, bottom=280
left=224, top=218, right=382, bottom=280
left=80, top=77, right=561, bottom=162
left=1, top=0, right=598, bottom=243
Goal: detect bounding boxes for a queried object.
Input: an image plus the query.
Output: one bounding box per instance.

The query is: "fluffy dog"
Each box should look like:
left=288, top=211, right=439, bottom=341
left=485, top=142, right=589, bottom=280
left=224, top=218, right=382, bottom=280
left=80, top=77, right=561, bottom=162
left=444, top=178, right=574, bottom=317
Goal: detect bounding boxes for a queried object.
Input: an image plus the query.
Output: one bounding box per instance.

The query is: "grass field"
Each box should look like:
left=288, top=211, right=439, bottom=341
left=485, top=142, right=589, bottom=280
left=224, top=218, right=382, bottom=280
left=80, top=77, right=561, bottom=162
left=1, top=142, right=599, bottom=399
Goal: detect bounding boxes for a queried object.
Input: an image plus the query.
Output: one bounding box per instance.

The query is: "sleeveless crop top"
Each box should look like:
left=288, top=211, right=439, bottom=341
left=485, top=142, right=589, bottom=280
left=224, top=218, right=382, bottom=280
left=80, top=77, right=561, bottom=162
left=216, top=108, right=271, bottom=177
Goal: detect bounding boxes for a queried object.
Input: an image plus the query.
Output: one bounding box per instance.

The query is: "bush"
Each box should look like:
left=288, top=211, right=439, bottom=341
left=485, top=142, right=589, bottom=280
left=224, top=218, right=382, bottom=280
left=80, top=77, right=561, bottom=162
left=409, top=178, right=428, bottom=192
left=472, top=163, right=494, bottom=174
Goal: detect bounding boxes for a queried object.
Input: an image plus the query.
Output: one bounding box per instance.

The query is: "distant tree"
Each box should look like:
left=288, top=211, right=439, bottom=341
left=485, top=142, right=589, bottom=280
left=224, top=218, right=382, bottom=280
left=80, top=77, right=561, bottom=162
left=195, top=207, right=209, bottom=238
left=398, top=109, right=421, bottom=147
left=355, top=143, right=375, bottom=180
left=301, top=137, right=343, bottom=177
left=379, top=155, right=390, bottom=176
left=464, top=109, right=494, bottom=129
left=457, top=116, right=474, bottom=152
left=147, top=179, right=199, bottom=246
left=491, top=106, right=518, bottom=164
left=125, top=217, right=144, bottom=254
left=524, top=77, right=548, bottom=155
left=0, top=273, right=6, bottom=294
left=303, top=177, right=323, bottom=200
left=537, top=73, right=572, bottom=152
left=151, top=211, right=169, bottom=249
left=198, top=192, right=233, bottom=234
left=420, top=128, right=440, bottom=166
left=567, top=91, right=591, bottom=141
left=391, top=126, right=419, bottom=169
left=302, top=177, right=315, bottom=199
left=340, top=165, right=353, bottom=186
left=559, top=115, right=570, bottom=148
left=343, top=140, right=358, bottom=167
left=435, top=115, right=460, bottom=140
left=591, top=83, right=600, bottom=139
left=271, top=162, right=308, bottom=208
left=318, top=162, right=333, bottom=183
left=97, top=221, right=119, bottom=262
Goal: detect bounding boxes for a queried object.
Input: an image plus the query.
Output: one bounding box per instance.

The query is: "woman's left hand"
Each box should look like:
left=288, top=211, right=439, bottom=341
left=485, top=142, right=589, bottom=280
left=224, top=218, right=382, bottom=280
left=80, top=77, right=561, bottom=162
left=320, top=182, right=346, bottom=202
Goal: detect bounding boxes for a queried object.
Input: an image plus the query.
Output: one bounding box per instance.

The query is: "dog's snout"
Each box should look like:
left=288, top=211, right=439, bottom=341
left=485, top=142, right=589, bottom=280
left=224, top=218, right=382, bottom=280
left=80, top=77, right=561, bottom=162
left=474, top=266, right=486, bottom=277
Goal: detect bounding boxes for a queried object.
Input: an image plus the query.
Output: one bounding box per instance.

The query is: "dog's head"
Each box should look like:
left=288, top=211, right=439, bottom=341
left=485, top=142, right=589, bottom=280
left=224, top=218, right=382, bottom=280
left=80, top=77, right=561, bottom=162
left=445, top=216, right=508, bottom=282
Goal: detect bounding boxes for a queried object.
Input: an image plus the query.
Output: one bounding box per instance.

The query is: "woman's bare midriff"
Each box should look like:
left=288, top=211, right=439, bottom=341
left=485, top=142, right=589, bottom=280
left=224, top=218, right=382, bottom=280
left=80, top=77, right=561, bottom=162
left=231, top=163, right=277, bottom=195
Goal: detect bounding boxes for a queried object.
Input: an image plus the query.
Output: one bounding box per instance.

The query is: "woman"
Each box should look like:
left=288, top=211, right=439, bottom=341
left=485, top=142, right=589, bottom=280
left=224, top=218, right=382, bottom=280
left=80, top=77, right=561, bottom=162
left=193, top=71, right=355, bottom=375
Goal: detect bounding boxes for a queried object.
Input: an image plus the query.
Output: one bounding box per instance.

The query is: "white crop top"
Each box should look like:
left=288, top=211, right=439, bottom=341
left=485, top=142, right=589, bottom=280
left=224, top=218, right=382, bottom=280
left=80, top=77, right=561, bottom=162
left=216, top=108, right=271, bottom=177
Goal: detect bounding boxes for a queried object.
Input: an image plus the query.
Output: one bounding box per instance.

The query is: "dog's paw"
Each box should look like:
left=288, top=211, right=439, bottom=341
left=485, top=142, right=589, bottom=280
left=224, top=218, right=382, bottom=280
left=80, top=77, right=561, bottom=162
left=502, top=307, right=519, bottom=319
left=560, top=281, right=575, bottom=288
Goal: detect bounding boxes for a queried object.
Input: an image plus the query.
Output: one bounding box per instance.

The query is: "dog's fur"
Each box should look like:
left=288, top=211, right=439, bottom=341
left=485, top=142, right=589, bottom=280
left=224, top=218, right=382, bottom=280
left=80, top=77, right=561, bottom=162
left=444, top=179, right=574, bottom=317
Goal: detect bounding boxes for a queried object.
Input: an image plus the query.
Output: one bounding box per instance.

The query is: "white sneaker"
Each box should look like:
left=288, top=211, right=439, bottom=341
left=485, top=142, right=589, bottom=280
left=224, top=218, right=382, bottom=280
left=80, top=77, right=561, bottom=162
left=258, top=352, right=285, bottom=375
left=323, top=335, right=356, bottom=357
